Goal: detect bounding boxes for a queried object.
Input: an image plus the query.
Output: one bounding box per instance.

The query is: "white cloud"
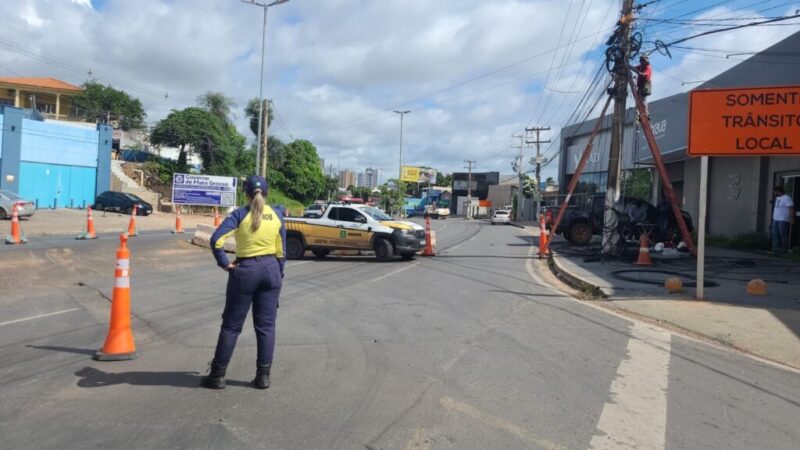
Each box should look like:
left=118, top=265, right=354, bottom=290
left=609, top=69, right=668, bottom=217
left=19, top=1, right=48, bottom=28
left=0, top=0, right=795, bottom=182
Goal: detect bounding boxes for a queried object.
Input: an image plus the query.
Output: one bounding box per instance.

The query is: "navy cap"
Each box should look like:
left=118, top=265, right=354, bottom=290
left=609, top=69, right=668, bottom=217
left=244, top=175, right=268, bottom=197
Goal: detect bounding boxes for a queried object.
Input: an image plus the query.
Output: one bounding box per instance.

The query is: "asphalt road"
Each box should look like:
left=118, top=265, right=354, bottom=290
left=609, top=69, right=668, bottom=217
left=1, top=219, right=798, bottom=449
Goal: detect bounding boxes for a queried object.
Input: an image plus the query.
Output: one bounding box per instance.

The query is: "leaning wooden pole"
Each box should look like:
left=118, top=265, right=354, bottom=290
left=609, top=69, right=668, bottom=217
left=549, top=95, right=615, bottom=241
left=627, top=76, right=697, bottom=256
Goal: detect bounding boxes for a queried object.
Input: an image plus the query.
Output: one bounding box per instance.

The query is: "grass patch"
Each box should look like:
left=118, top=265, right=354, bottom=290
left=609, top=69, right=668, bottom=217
left=234, top=188, right=304, bottom=216
left=267, top=189, right=305, bottom=216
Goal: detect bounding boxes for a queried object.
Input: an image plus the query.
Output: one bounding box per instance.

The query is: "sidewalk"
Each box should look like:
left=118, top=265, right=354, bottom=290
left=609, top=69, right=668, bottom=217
left=526, top=224, right=800, bottom=370
left=2, top=208, right=217, bottom=237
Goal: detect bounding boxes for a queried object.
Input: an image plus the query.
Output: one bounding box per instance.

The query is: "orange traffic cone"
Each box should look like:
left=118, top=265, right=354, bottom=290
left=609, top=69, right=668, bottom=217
left=537, top=216, right=549, bottom=258
left=635, top=231, right=653, bottom=266
left=125, top=205, right=138, bottom=237
left=421, top=215, right=435, bottom=256
left=213, top=207, right=221, bottom=227
left=94, top=234, right=137, bottom=361
left=76, top=206, right=97, bottom=240
left=172, top=207, right=184, bottom=234
left=5, top=204, right=27, bottom=245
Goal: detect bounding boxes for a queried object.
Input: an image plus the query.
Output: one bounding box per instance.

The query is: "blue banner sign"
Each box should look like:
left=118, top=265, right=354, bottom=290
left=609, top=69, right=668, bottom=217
left=172, top=173, right=237, bottom=206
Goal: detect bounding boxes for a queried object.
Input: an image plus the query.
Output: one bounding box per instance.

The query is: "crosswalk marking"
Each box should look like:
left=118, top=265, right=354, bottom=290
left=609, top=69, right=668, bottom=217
left=590, top=322, right=671, bottom=449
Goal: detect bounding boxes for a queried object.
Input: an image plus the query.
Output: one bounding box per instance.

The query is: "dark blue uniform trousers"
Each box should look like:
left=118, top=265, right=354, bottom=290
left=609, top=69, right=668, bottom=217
left=212, top=255, right=282, bottom=369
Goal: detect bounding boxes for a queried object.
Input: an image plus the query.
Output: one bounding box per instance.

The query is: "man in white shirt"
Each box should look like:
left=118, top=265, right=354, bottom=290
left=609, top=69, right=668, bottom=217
left=771, top=186, right=795, bottom=253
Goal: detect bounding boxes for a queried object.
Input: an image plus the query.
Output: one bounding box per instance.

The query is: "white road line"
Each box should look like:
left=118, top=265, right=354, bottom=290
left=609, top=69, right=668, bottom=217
left=370, top=262, right=421, bottom=283
left=0, top=308, right=81, bottom=327
left=589, top=322, right=671, bottom=450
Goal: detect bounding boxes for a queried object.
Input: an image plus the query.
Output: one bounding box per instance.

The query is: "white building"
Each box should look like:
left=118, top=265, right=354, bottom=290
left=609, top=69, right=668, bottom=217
left=363, top=167, right=382, bottom=189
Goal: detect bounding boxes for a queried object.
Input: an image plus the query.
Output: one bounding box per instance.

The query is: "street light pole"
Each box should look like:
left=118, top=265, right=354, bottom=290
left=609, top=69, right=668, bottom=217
left=394, top=110, right=411, bottom=182
left=241, top=0, right=290, bottom=177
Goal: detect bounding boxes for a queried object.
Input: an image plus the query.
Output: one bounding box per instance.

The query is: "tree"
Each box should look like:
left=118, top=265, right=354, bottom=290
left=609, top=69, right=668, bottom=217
left=324, top=176, right=339, bottom=201
left=267, top=136, right=287, bottom=170
left=546, top=176, right=556, bottom=187
left=72, top=81, right=146, bottom=130
left=435, top=172, right=453, bottom=187
left=198, top=92, right=236, bottom=124
left=149, top=107, right=229, bottom=171
left=384, top=179, right=407, bottom=216
left=244, top=98, right=274, bottom=137
left=622, top=168, right=652, bottom=202
left=270, top=139, right=325, bottom=204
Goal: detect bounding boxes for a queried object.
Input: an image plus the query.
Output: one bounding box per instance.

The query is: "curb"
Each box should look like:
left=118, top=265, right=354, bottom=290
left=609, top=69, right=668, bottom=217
left=545, top=250, right=800, bottom=371
left=510, top=222, right=526, bottom=229
left=547, top=251, right=608, bottom=299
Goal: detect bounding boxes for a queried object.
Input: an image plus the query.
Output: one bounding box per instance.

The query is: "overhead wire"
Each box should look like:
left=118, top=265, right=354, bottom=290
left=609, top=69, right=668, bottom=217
left=0, top=35, right=195, bottom=104
left=302, top=16, right=621, bottom=138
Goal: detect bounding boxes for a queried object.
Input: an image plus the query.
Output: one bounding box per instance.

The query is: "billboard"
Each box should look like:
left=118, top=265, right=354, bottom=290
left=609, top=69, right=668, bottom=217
left=400, top=166, right=420, bottom=183
left=688, top=85, right=800, bottom=156
left=172, top=173, right=238, bottom=206
left=419, top=168, right=437, bottom=185
left=401, top=166, right=438, bottom=184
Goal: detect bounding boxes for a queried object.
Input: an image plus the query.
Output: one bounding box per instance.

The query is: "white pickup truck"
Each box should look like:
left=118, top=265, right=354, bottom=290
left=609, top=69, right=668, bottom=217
left=284, top=203, right=426, bottom=261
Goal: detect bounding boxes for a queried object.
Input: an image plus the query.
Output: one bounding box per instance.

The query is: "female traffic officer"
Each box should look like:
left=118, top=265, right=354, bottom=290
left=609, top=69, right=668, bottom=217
left=202, top=175, right=286, bottom=390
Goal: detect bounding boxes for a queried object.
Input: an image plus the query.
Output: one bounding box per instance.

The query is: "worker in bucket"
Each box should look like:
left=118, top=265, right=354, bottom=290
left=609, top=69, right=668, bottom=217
left=633, top=54, right=652, bottom=117
left=203, top=175, right=286, bottom=390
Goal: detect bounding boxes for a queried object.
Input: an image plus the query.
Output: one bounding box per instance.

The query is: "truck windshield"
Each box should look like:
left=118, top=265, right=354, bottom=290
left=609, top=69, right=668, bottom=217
left=361, top=206, right=392, bottom=221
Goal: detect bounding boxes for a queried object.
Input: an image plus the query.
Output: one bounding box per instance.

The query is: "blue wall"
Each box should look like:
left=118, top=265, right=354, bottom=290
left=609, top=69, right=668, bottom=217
left=0, top=106, right=111, bottom=207
left=20, top=119, right=99, bottom=166
left=0, top=107, right=23, bottom=193
left=0, top=113, right=4, bottom=178
left=20, top=162, right=96, bottom=209
left=96, top=124, right=112, bottom=201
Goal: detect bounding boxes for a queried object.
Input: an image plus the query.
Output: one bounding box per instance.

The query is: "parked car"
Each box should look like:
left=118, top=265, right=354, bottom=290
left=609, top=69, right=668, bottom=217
left=93, top=191, right=153, bottom=215
left=552, top=194, right=693, bottom=246
left=303, top=203, right=326, bottom=218
left=491, top=209, right=512, bottom=225
left=0, top=190, right=35, bottom=219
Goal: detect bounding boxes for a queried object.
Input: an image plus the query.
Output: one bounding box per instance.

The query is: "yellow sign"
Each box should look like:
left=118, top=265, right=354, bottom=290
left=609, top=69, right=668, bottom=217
left=401, top=166, right=421, bottom=183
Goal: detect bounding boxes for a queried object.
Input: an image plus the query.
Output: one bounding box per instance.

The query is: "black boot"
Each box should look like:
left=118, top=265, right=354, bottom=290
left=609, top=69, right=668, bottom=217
left=252, top=364, right=271, bottom=389
left=202, top=364, right=226, bottom=389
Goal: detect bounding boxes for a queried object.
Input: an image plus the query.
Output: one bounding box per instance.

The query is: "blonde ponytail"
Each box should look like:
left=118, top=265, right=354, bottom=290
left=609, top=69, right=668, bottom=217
left=250, top=189, right=265, bottom=232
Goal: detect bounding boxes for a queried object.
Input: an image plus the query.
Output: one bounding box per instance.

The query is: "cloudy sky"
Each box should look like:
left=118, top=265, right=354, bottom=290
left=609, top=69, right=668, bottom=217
left=2, top=0, right=799, bottom=181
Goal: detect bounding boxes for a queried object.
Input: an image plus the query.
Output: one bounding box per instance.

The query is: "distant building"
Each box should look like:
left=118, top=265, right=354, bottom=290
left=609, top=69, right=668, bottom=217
left=339, top=170, right=357, bottom=189
left=363, top=167, right=382, bottom=189
left=357, top=172, right=365, bottom=188
left=0, top=77, right=82, bottom=122
left=451, top=171, right=499, bottom=215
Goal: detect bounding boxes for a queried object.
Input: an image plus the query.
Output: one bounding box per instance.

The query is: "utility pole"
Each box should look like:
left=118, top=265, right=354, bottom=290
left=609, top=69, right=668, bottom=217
left=240, top=0, right=291, bottom=177
left=602, top=0, right=635, bottom=255
left=464, top=160, right=476, bottom=219
left=260, top=99, right=270, bottom=177
left=511, top=134, right=532, bottom=221
left=394, top=110, right=411, bottom=182
left=526, top=126, right=551, bottom=220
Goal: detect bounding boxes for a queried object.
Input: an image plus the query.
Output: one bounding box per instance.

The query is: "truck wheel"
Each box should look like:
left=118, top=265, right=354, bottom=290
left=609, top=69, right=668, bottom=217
left=374, top=238, right=393, bottom=262
left=286, top=236, right=305, bottom=260
left=568, top=222, right=592, bottom=246
left=400, top=252, right=415, bottom=260
left=312, top=249, right=330, bottom=258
